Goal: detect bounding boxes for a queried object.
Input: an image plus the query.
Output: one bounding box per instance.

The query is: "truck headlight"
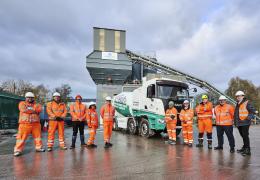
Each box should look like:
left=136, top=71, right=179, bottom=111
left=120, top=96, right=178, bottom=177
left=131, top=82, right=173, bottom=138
left=158, top=119, right=165, bottom=124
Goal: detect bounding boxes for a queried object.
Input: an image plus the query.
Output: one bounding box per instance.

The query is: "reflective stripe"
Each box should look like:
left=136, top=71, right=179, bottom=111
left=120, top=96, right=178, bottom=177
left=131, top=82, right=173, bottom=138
left=188, top=132, right=193, bottom=134
left=239, top=101, right=249, bottom=120
left=16, top=140, right=25, bottom=142
left=34, top=138, right=41, bottom=141
left=216, top=119, right=233, bottom=125
left=198, top=115, right=212, bottom=118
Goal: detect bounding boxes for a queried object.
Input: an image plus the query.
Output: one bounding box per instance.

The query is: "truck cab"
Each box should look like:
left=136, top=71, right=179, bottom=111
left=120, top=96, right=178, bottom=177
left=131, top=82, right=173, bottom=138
left=113, top=76, right=190, bottom=138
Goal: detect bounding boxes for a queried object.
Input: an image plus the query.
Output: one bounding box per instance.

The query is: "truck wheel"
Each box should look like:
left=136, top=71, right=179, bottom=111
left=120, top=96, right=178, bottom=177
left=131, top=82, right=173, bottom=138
left=127, top=118, right=137, bottom=135
left=139, top=118, right=151, bottom=138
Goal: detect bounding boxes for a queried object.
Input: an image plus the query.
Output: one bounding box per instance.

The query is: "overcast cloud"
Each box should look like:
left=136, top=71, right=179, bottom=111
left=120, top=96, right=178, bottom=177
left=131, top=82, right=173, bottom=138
left=0, top=0, right=259, bottom=98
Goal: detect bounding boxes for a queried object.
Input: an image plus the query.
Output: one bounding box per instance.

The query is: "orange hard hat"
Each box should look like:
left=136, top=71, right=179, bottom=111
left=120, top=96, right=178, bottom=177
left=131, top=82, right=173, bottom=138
left=75, top=95, right=82, bottom=100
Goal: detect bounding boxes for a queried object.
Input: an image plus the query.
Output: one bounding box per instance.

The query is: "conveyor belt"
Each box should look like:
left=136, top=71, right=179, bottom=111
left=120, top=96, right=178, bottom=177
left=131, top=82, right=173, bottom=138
left=126, top=49, right=236, bottom=105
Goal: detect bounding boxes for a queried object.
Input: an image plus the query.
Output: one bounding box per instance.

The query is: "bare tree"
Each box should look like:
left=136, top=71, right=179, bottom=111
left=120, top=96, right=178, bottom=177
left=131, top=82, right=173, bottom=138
left=54, top=84, right=72, bottom=104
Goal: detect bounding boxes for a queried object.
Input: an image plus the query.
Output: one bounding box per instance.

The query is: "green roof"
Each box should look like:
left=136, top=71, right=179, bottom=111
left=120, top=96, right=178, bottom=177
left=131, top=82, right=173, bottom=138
left=0, top=91, right=25, bottom=100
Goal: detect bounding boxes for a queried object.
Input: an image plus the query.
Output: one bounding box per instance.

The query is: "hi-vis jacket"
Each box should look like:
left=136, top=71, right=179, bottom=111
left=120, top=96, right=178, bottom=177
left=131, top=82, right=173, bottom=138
left=86, top=109, right=99, bottom=127
left=165, top=107, right=178, bottom=123
left=18, top=101, right=42, bottom=124
left=70, top=102, right=87, bottom=121
left=196, top=102, right=213, bottom=120
left=214, top=104, right=234, bottom=126
left=47, top=101, right=67, bottom=120
left=100, top=104, right=115, bottom=122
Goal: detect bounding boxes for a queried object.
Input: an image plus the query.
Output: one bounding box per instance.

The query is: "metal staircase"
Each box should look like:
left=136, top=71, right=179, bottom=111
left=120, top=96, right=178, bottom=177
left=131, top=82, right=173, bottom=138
left=126, top=49, right=236, bottom=105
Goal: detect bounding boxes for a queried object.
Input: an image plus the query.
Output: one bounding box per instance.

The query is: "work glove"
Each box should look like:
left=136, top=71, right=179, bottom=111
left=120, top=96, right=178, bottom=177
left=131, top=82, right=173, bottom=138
left=27, top=106, right=34, bottom=110
left=170, top=115, right=175, bottom=120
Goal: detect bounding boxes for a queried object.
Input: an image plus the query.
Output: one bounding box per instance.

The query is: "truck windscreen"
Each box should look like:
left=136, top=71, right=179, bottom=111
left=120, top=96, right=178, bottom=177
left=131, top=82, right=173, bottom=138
left=157, top=85, right=188, bottom=100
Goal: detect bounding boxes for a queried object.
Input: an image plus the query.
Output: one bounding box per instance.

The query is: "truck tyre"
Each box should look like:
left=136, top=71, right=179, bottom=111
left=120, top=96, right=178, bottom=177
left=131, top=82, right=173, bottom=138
left=127, top=118, right=138, bottom=135
left=139, top=118, right=151, bottom=138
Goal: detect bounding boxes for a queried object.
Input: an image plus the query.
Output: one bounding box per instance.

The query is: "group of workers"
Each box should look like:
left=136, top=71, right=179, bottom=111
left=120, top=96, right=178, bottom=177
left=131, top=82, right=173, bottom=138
left=165, top=90, right=256, bottom=156
left=13, top=92, right=115, bottom=156
left=13, top=89, right=255, bottom=157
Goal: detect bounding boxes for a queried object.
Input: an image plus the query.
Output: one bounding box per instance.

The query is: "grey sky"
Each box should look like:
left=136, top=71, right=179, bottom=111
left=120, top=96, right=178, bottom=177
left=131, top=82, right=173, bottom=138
left=0, top=0, right=259, bottom=98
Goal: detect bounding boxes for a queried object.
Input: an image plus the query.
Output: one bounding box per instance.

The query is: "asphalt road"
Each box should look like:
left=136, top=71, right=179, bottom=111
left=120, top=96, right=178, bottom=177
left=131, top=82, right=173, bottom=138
left=0, top=125, right=260, bottom=179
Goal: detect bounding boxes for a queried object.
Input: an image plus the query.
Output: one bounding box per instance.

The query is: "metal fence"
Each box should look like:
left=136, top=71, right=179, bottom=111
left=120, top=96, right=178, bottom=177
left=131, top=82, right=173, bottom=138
left=0, top=91, right=24, bottom=129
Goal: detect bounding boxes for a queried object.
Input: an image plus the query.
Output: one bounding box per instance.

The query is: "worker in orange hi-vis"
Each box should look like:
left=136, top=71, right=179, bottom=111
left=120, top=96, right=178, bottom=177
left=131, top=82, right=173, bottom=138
left=46, top=92, right=68, bottom=151
left=180, top=100, right=194, bottom=147
left=14, top=92, right=45, bottom=157
left=214, top=95, right=235, bottom=153
left=195, top=94, right=213, bottom=149
left=69, top=95, right=88, bottom=149
left=165, top=101, right=178, bottom=145
left=100, top=96, right=115, bottom=148
left=86, top=102, right=99, bottom=148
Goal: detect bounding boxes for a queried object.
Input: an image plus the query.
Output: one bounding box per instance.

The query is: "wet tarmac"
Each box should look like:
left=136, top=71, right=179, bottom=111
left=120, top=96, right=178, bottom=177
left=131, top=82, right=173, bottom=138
left=1, top=125, right=260, bottom=179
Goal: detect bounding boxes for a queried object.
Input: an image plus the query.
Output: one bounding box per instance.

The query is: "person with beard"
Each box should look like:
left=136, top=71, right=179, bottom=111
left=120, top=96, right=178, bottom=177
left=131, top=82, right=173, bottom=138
left=180, top=100, right=194, bottom=147
left=234, top=91, right=256, bottom=156
left=46, top=92, right=68, bottom=151
left=14, top=92, right=45, bottom=156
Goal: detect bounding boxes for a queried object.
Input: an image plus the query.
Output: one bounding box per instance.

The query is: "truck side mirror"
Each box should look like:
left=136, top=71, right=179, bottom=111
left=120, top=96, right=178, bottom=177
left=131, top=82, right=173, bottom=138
left=147, top=84, right=155, bottom=98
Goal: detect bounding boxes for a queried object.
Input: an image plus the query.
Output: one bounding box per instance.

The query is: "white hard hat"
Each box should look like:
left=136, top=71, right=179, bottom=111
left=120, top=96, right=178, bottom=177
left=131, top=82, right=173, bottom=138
left=53, top=92, right=61, bottom=97
left=219, top=95, right=227, bottom=100
left=183, top=100, right=189, bottom=104
left=25, top=92, right=35, bottom=98
left=168, top=101, right=174, bottom=106
left=89, top=102, right=96, bottom=107
left=235, top=91, right=245, bottom=96
left=105, top=96, right=112, bottom=101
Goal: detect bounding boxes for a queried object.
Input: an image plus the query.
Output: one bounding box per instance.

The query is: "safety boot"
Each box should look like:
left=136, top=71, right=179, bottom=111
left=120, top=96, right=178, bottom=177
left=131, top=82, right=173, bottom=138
left=214, top=146, right=223, bottom=150
left=60, top=146, right=68, bottom=150
left=170, top=140, right=176, bottom=145
left=196, top=139, right=203, bottom=147
left=104, top=142, right=110, bottom=148
left=241, top=148, right=251, bottom=156
left=87, top=144, right=98, bottom=148
left=36, top=148, right=45, bottom=152
left=188, top=143, right=193, bottom=147
left=80, top=135, right=87, bottom=147
left=208, top=140, right=212, bottom=149
left=237, top=146, right=245, bottom=153
left=14, top=151, right=22, bottom=157
left=166, top=140, right=172, bottom=144
left=108, top=142, right=113, bottom=147
left=230, top=148, right=235, bottom=153
left=70, top=136, right=76, bottom=149
left=47, top=147, right=52, bottom=152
